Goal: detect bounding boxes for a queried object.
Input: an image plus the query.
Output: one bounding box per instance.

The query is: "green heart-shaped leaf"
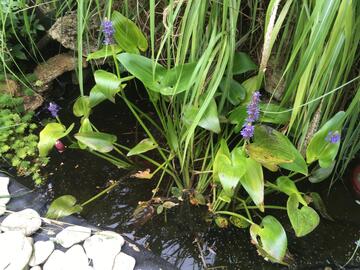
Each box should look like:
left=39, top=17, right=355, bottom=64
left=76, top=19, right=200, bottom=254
left=93, top=70, right=121, bottom=103
left=73, top=96, right=91, bottom=117
left=287, top=193, right=320, bottom=237
left=127, top=138, right=157, bottom=156
left=75, top=131, right=117, bottom=153
left=276, top=176, right=307, bottom=205
left=250, top=215, right=287, bottom=263
left=46, top=195, right=83, bottom=219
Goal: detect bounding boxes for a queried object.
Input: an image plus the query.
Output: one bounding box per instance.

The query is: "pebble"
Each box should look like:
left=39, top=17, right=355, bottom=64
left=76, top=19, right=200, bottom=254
left=56, top=225, right=91, bottom=248
left=0, top=231, right=33, bottom=270
left=83, top=231, right=125, bottom=270
left=1, top=208, right=42, bottom=236
left=43, top=250, right=65, bottom=270
left=64, top=244, right=90, bottom=270
left=29, top=240, right=55, bottom=266
left=0, top=176, right=10, bottom=205
left=0, top=204, right=5, bottom=216
left=113, top=252, right=136, bottom=270
left=30, top=266, right=42, bottom=270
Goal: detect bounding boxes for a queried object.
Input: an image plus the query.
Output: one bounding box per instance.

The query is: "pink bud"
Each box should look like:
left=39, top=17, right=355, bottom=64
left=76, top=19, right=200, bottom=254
left=55, top=140, right=65, bottom=153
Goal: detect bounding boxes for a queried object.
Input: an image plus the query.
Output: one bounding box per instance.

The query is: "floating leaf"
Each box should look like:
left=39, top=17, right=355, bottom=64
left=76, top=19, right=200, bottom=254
left=73, top=96, right=91, bottom=117
left=130, top=169, right=152, bottom=179
left=111, top=11, right=148, bottom=53
left=127, top=138, right=157, bottom=156
left=46, top=195, right=83, bottom=219
left=75, top=131, right=117, bottom=153
left=250, top=216, right=287, bottom=263
left=232, top=51, right=257, bottom=75
left=240, top=157, right=264, bottom=211
left=38, top=123, right=74, bottom=157
left=287, top=193, right=320, bottom=237
left=306, top=111, right=345, bottom=167
left=276, top=176, right=307, bottom=205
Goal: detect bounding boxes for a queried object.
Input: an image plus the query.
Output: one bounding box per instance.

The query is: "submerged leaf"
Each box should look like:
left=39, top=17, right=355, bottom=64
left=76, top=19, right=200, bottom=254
left=46, top=195, right=83, bottom=219
left=287, top=193, right=320, bottom=237
left=309, top=192, right=334, bottom=221
left=309, top=161, right=335, bottom=183
left=127, top=138, right=157, bottom=156
left=250, top=215, right=287, bottom=263
left=130, top=169, right=152, bottom=179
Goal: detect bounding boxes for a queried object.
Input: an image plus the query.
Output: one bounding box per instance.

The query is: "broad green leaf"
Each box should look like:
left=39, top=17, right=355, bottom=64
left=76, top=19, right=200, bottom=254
left=78, top=118, right=93, bottom=150
left=111, top=11, right=148, bottom=53
left=198, top=98, right=220, bottom=133
left=309, top=192, right=333, bottom=221
left=118, top=53, right=197, bottom=96
left=75, top=131, right=117, bottom=153
left=306, top=111, right=345, bottom=167
left=287, top=193, right=320, bottom=237
left=242, top=74, right=262, bottom=101
left=89, top=85, right=107, bottom=107
left=73, top=96, right=91, bottom=117
left=217, top=154, right=240, bottom=197
left=232, top=51, right=258, bottom=75
left=259, top=103, right=291, bottom=124
left=250, top=216, right=287, bottom=263
left=249, top=125, right=308, bottom=175
left=127, top=138, right=157, bottom=156
left=46, top=195, right=83, bottom=219
left=94, top=70, right=121, bottom=103
left=309, top=161, right=335, bottom=183
left=219, top=77, right=246, bottom=106
left=86, top=45, right=122, bottom=60
left=38, top=123, right=74, bottom=157
left=228, top=105, right=247, bottom=133
left=240, top=157, right=264, bottom=211
left=213, top=140, right=231, bottom=183
left=276, top=176, right=307, bottom=205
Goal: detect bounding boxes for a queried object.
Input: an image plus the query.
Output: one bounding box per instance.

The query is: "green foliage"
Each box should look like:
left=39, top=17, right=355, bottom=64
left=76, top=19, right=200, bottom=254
left=46, top=195, right=83, bottom=220
left=127, top=138, right=157, bottom=157
left=0, top=94, right=47, bottom=184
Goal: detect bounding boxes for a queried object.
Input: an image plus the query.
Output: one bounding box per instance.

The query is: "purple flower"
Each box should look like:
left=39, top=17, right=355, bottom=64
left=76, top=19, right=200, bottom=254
left=325, top=131, right=340, bottom=144
left=102, top=19, right=114, bottom=45
left=241, top=91, right=261, bottom=140
left=241, top=123, right=255, bottom=140
left=246, top=91, right=261, bottom=123
left=48, top=102, right=60, bottom=117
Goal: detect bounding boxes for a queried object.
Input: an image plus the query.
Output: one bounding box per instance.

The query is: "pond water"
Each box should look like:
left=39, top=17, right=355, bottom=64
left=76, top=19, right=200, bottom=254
left=21, top=84, right=360, bottom=269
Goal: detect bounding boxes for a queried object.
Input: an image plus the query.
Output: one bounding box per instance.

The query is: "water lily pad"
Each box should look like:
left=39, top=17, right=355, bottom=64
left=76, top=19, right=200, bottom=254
left=46, top=195, right=83, bottom=219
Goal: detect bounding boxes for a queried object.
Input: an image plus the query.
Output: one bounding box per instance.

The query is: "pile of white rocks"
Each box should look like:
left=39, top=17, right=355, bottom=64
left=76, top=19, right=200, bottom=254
left=0, top=176, right=136, bottom=270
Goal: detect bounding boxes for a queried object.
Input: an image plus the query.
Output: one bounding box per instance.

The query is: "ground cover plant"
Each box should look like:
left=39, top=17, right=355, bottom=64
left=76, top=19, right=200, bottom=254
left=1, top=0, right=359, bottom=266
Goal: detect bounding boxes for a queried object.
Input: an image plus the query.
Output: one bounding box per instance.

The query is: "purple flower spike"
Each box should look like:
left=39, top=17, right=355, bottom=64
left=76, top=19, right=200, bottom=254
left=102, top=19, right=115, bottom=45
left=48, top=102, right=60, bottom=117
left=325, top=131, right=340, bottom=144
left=241, top=123, right=255, bottom=140
left=241, top=91, right=261, bottom=140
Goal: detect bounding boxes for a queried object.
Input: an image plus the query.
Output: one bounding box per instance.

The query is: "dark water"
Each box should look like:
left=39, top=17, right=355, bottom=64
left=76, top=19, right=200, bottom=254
left=27, top=85, right=360, bottom=269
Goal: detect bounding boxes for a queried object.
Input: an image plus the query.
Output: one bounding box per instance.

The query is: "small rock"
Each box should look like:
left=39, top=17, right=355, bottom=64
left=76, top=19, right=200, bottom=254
left=0, top=176, right=10, bottom=206
left=56, top=225, right=91, bottom=248
left=64, top=245, right=90, bottom=270
left=83, top=231, right=125, bottom=270
left=0, top=231, right=33, bottom=270
left=1, top=208, right=42, bottom=236
left=0, top=205, right=5, bottom=216
left=30, top=266, right=42, bottom=270
left=113, top=252, right=136, bottom=270
left=29, top=240, right=55, bottom=266
left=43, top=250, right=65, bottom=270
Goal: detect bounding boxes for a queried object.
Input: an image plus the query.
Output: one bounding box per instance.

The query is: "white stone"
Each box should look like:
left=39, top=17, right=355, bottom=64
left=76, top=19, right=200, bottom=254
left=83, top=231, right=125, bottom=270
left=0, top=176, right=10, bottom=206
left=0, top=204, right=5, bottom=216
left=43, top=250, right=65, bottom=270
left=64, top=244, right=90, bottom=270
left=0, top=231, right=33, bottom=270
left=113, top=252, right=136, bottom=270
left=29, top=240, right=55, bottom=266
left=1, top=208, right=42, bottom=236
left=30, top=266, right=42, bottom=270
left=56, top=225, right=91, bottom=248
